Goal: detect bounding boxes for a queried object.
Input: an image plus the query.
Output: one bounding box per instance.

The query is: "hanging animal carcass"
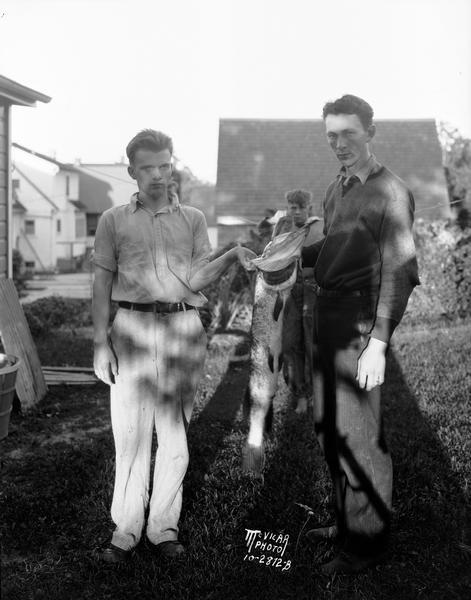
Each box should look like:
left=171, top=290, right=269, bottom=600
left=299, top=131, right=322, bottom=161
left=242, top=216, right=321, bottom=476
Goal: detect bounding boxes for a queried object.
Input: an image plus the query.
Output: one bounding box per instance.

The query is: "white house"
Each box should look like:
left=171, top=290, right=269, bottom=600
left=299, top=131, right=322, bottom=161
left=11, top=143, right=87, bottom=272
left=11, top=143, right=219, bottom=273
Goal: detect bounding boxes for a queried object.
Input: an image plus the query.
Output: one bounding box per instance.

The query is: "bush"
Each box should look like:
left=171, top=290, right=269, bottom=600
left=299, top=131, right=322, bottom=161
left=405, top=220, right=471, bottom=323
left=12, top=249, right=30, bottom=296
left=23, top=297, right=94, bottom=338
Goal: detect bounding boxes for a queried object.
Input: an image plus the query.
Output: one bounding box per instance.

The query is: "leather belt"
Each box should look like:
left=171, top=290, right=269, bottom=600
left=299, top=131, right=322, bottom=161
left=118, top=301, right=195, bottom=313
left=316, top=287, right=376, bottom=298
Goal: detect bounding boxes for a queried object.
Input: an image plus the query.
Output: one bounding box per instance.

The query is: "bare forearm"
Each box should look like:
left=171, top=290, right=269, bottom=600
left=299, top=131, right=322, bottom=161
left=92, top=270, right=113, bottom=345
left=189, top=247, right=238, bottom=291
left=92, top=267, right=118, bottom=384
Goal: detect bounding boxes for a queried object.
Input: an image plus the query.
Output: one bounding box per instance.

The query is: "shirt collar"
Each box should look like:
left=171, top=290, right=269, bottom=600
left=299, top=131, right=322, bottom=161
left=338, top=154, right=381, bottom=185
left=130, top=191, right=181, bottom=214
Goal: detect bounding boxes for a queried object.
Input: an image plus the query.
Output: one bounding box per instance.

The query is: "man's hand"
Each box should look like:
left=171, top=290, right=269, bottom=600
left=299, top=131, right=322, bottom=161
left=189, top=245, right=258, bottom=291
left=235, top=245, right=257, bottom=270
left=356, top=337, right=387, bottom=392
left=302, top=267, right=315, bottom=278
left=94, top=342, right=118, bottom=385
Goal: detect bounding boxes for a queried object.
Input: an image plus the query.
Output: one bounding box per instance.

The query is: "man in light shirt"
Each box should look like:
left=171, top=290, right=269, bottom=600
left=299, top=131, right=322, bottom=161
left=93, top=129, right=255, bottom=563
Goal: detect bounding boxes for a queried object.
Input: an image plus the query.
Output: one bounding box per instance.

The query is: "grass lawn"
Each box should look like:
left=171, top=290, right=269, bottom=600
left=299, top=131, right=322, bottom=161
left=1, top=318, right=470, bottom=600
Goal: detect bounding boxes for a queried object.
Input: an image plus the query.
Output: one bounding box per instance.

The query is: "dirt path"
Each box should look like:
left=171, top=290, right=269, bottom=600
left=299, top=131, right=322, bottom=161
left=21, top=272, right=94, bottom=303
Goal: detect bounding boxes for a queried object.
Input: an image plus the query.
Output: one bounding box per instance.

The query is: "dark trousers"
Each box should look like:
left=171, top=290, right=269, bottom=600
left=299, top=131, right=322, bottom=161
left=282, top=278, right=317, bottom=402
left=313, top=295, right=392, bottom=555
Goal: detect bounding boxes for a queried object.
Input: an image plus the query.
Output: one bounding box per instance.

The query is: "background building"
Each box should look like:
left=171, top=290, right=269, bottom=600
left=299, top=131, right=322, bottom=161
left=216, top=118, right=451, bottom=247
left=0, top=75, right=51, bottom=279
left=10, top=149, right=218, bottom=273
left=12, top=143, right=87, bottom=272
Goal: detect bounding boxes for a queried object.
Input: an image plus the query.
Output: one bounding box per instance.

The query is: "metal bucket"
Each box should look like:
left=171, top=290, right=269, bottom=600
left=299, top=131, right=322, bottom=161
left=0, top=354, right=21, bottom=441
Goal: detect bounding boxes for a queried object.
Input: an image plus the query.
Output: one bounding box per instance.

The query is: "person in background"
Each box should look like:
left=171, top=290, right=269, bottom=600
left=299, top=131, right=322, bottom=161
left=92, top=129, right=255, bottom=564
left=302, top=95, right=419, bottom=574
left=255, top=208, right=277, bottom=251
left=274, top=189, right=323, bottom=414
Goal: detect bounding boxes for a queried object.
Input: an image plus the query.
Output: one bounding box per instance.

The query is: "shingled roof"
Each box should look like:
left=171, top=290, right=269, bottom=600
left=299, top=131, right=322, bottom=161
left=216, top=119, right=450, bottom=222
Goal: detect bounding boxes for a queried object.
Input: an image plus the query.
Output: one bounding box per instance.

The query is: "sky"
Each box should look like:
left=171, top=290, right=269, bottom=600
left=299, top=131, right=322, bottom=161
left=0, top=0, right=470, bottom=183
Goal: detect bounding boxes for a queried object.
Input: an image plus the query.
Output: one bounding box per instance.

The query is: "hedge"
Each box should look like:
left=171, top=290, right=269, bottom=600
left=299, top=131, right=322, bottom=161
left=405, top=220, right=471, bottom=323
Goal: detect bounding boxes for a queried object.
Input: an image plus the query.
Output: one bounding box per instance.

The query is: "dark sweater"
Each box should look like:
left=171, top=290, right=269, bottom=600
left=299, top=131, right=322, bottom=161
left=302, top=162, right=420, bottom=343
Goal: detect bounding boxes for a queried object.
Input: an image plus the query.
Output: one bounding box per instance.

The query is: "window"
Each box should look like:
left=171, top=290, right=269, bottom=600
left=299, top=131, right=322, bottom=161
left=12, top=179, right=20, bottom=189
left=66, top=175, right=70, bottom=197
left=86, top=213, right=99, bottom=236
left=57, top=219, right=61, bottom=234
left=25, top=261, right=35, bottom=269
left=25, top=220, right=35, bottom=235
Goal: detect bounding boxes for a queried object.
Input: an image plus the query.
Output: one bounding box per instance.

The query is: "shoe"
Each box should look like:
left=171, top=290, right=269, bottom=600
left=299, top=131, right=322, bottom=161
left=102, top=543, right=132, bottom=564
left=151, top=540, right=186, bottom=558
left=320, top=549, right=385, bottom=575
left=306, top=524, right=339, bottom=542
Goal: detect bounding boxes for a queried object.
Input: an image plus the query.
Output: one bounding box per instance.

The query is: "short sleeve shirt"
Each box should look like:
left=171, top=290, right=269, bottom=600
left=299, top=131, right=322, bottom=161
left=92, top=194, right=211, bottom=306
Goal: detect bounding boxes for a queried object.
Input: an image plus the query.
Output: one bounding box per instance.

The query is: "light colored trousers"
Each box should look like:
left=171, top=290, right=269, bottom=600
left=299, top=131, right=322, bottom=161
left=108, top=307, right=207, bottom=551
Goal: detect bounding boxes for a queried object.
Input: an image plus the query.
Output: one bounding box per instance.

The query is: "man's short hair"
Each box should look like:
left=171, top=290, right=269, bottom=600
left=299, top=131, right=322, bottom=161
left=285, top=189, right=312, bottom=208
left=126, top=129, right=173, bottom=165
left=322, top=94, right=374, bottom=130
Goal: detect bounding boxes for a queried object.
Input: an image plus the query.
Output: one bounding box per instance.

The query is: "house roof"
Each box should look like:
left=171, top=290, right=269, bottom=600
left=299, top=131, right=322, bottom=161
left=12, top=145, right=118, bottom=214
left=76, top=163, right=135, bottom=213
left=0, top=75, right=51, bottom=107
left=216, top=118, right=450, bottom=221
left=69, top=199, right=87, bottom=211
left=12, top=162, right=59, bottom=212
left=12, top=142, right=75, bottom=171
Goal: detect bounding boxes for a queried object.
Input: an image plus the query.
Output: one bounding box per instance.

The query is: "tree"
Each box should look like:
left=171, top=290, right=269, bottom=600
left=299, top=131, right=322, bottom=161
left=439, top=122, right=471, bottom=229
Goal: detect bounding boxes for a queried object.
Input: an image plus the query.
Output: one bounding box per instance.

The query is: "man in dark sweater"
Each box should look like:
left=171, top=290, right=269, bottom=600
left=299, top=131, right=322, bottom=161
left=303, top=94, right=419, bottom=574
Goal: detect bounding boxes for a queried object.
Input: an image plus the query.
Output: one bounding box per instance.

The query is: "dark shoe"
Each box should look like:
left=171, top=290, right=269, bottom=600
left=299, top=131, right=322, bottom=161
left=306, top=524, right=339, bottom=542
left=151, top=540, right=186, bottom=558
left=102, top=543, right=132, bottom=564
left=320, top=549, right=385, bottom=575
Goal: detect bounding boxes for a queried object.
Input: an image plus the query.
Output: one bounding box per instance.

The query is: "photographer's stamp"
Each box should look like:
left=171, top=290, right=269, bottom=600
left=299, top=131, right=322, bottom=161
left=243, top=528, right=292, bottom=571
